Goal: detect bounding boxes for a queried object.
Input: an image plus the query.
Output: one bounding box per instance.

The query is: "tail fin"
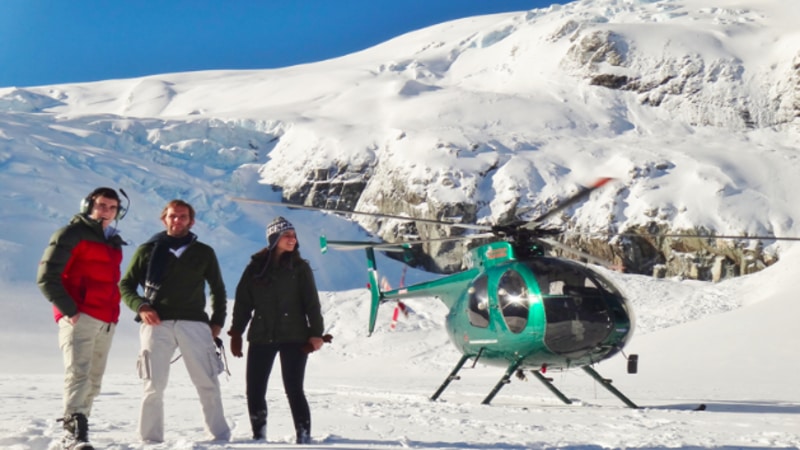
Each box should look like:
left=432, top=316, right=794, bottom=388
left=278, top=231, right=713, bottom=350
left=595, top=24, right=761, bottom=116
left=365, top=247, right=382, bottom=336
left=318, top=236, right=397, bottom=336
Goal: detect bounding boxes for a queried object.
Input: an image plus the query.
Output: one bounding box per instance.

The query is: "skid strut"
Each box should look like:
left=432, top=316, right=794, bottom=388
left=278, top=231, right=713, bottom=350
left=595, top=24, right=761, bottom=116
left=430, top=354, right=470, bottom=401
left=481, top=359, right=523, bottom=405
left=582, top=365, right=638, bottom=408
left=531, top=370, right=573, bottom=405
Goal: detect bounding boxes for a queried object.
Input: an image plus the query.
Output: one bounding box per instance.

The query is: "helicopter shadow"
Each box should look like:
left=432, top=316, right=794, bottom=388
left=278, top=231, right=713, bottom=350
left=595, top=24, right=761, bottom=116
left=649, top=400, right=800, bottom=414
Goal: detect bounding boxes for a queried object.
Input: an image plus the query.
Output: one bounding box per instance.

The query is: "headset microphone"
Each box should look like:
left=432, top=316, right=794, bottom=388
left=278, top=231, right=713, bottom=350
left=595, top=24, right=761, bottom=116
left=118, top=188, right=130, bottom=220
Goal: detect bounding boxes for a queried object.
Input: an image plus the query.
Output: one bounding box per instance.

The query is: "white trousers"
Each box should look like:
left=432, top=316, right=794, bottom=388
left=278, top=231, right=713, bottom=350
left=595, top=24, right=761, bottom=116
left=137, top=321, right=230, bottom=442
left=58, top=314, right=115, bottom=417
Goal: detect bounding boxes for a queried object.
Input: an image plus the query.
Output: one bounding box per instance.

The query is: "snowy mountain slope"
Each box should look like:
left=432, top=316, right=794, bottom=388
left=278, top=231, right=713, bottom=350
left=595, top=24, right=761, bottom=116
left=2, top=0, right=797, bottom=279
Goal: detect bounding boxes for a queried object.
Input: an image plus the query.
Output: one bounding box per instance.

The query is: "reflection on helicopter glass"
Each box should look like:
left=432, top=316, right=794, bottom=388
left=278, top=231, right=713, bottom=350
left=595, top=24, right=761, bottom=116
left=497, top=270, right=529, bottom=333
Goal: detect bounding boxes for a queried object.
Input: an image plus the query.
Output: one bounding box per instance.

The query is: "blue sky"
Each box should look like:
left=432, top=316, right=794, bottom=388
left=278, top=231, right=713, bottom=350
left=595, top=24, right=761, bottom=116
left=0, top=1, right=565, bottom=88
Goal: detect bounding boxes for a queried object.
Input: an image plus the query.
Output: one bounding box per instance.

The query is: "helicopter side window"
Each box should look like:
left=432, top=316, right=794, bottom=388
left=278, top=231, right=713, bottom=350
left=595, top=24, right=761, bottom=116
left=467, top=274, right=490, bottom=328
left=497, top=270, right=529, bottom=334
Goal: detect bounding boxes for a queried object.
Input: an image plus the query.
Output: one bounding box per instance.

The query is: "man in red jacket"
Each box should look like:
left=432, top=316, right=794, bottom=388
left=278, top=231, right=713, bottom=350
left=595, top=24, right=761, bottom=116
left=37, top=187, right=126, bottom=450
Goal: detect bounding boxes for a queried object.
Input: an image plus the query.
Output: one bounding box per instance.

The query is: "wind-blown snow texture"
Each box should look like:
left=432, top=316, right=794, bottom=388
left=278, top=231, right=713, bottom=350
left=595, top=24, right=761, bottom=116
left=0, top=0, right=798, bottom=448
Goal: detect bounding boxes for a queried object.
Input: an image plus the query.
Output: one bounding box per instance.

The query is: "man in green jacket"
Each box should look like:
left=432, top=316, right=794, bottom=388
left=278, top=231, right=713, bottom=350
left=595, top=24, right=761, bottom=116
left=120, top=199, right=230, bottom=443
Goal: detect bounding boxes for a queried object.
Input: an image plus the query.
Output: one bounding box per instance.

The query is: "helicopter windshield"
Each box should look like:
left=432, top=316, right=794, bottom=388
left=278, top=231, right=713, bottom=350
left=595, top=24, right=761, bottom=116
left=497, top=269, right=529, bottom=333
left=524, top=258, right=622, bottom=356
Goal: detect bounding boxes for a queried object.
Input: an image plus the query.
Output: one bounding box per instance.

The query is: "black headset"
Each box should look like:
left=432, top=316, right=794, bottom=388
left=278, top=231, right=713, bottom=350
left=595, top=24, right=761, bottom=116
left=79, top=187, right=130, bottom=220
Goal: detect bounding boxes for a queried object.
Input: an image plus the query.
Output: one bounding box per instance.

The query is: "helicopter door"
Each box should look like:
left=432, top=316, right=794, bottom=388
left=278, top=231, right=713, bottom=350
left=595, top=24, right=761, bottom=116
left=497, top=269, right=530, bottom=333
left=467, top=274, right=490, bottom=328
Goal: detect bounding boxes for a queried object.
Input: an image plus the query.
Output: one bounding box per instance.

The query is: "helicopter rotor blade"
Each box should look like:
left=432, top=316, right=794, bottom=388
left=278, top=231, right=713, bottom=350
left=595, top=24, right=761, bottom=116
left=616, top=232, right=800, bottom=242
left=323, top=240, right=409, bottom=252
left=522, top=177, right=614, bottom=230
left=324, top=232, right=497, bottom=251
left=230, top=197, right=490, bottom=231
left=565, top=231, right=800, bottom=242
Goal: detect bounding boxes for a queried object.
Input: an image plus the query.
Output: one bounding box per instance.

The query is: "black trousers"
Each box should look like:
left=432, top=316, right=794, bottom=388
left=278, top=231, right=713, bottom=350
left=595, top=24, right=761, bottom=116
left=246, top=342, right=310, bottom=433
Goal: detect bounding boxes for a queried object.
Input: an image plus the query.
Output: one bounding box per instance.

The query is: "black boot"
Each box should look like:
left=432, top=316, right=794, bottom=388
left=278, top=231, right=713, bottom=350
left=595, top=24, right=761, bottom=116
left=250, top=410, right=267, bottom=440
left=59, top=413, right=92, bottom=449
left=295, top=422, right=310, bottom=445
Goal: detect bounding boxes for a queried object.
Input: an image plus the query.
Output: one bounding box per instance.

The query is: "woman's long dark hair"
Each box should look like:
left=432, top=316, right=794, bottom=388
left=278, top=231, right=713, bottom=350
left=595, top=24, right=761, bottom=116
left=272, top=245, right=304, bottom=268
left=253, top=243, right=305, bottom=279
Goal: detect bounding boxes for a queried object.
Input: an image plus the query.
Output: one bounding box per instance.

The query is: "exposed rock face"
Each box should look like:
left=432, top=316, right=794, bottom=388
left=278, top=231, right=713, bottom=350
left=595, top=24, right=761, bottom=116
left=790, top=53, right=800, bottom=130
left=277, top=168, right=780, bottom=281
left=560, top=27, right=764, bottom=128
left=285, top=166, right=368, bottom=213
left=559, top=22, right=800, bottom=132
left=267, top=161, right=469, bottom=272
left=560, top=223, right=778, bottom=282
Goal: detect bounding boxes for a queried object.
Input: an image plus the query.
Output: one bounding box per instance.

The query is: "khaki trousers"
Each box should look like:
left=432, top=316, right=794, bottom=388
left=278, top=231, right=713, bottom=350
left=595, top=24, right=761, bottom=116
left=58, top=314, right=115, bottom=417
left=136, top=320, right=230, bottom=443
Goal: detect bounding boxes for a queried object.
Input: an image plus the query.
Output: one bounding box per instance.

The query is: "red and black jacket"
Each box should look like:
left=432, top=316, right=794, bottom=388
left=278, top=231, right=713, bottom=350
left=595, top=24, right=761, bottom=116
left=37, top=214, right=125, bottom=323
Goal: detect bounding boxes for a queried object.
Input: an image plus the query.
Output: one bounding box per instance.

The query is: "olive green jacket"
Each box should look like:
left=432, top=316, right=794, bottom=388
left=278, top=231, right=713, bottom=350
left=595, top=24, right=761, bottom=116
left=120, top=235, right=226, bottom=327
left=231, top=249, right=323, bottom=344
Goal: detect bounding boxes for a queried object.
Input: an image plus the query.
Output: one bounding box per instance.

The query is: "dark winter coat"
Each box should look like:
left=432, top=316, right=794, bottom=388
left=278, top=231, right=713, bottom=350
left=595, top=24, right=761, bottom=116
left=37, top=214, right=125, bottom=323
left=119, top=234, right=227, bottom=327
left=231, top=249, right=324, bottom=344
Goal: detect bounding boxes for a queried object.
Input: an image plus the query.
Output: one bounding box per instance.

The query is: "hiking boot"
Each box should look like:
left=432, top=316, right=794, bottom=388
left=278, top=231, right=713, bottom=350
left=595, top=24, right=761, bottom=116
left=59, top=413, right=92, bottom=449
left=252, top=426, right=266, bottom=441
left=296, top=427, right=311, bottom=444
left=250, top=411, right=266, bottom=440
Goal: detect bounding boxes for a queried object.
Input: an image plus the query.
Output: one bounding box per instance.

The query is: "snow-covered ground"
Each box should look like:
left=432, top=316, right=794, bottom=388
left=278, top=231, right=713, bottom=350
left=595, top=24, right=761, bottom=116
left=2, top=252, right=799, bottom=449
left=1, top=0, right=799, bottom=448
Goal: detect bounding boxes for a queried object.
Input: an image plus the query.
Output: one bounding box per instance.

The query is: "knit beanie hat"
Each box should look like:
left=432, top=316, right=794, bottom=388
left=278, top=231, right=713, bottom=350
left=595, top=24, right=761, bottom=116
left=266, top=216, right=295, bottom=249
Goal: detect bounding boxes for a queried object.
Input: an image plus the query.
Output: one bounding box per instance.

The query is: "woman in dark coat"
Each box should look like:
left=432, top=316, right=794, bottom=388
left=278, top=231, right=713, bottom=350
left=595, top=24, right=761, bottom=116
left=228, top=216, right=324, bottom=444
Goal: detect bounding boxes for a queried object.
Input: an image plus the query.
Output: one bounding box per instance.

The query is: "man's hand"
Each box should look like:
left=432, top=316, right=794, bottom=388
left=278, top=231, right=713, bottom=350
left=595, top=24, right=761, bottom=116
left=210, top=324, right=222, bottom=338
left=138, top=304, right=161, bottom=325
left=68, top=313, right=81, bottom=325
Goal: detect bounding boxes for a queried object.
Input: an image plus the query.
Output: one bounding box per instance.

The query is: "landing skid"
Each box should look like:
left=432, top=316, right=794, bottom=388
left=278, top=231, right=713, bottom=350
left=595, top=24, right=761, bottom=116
left=582, top=365, right=638, bottom=408
left=430, top=354, right=470, bottom=401
left=430, top=356, right=638, bottom=409
left=481, top=359, right=522, bottom=405
left=530, top=370, right=572, bottom=405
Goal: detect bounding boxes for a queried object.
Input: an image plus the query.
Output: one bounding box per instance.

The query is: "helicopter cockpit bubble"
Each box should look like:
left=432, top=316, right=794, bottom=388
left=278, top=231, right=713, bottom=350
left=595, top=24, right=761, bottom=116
left=524, top=258, right=631, bottom=356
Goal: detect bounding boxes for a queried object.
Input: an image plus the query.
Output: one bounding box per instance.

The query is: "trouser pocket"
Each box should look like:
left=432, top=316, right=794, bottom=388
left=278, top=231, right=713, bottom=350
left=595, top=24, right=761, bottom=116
left=210, top=347, right=225, bottom=375
left=137, top=349, right=151, bottom=380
